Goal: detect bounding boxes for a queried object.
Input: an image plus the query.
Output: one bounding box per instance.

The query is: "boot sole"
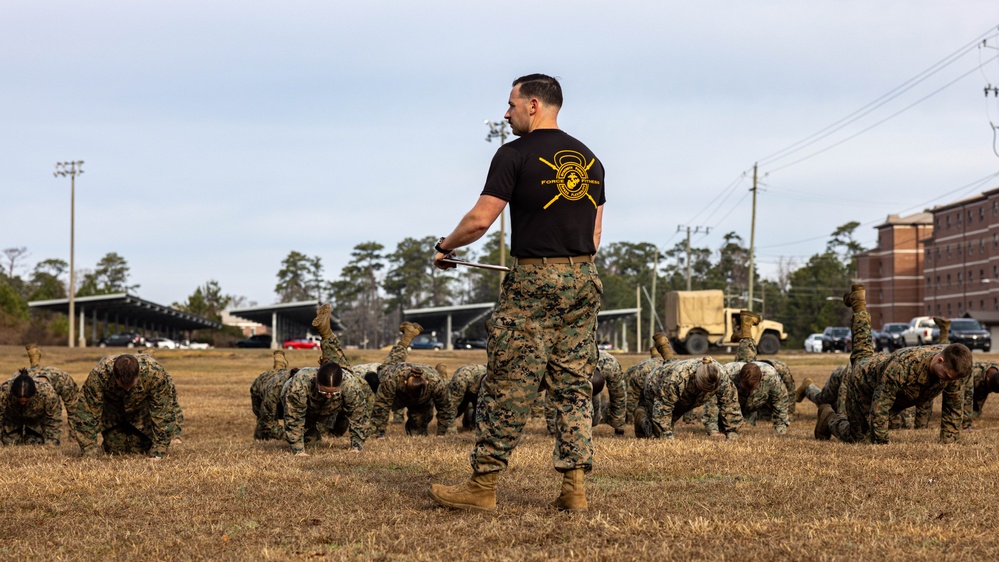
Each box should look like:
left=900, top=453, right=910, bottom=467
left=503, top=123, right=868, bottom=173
left=427, top=489, right=496, bottom=512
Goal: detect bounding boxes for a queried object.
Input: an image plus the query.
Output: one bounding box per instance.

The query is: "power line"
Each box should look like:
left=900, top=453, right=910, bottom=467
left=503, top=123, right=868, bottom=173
left=758, top=25, right=999, bottom=169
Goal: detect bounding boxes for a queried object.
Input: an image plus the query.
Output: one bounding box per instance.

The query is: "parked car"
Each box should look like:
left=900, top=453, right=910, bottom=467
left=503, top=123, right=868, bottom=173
left=147, top=337, right=178, bottom=349
left=410, top=334, right=443, bottom=350
left=938, top=318, right=992, bottom=351
left=99, top=332, right=146, bottom=348
left=180, top=340, right=212, bottom=350
left=454, top=337, right=487, bottom=349
left=804, top=333, right=824, bottom=353
left=821, top=327, right=851, bottom=352
left=236, top=334, right=273, bottom=348
left=876, top=322, right=909, bottom=352
left=901, top=316, right=937, bottom=347
left=597, top=341, right=614, bottom=351
left=283, top=337, right=320, bottom=350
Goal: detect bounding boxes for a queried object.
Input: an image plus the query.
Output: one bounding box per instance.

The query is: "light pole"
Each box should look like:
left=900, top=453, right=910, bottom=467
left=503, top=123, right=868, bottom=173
left=485, top=119, right=510, bottom=290
left=54, top=160, right=84, bottom=348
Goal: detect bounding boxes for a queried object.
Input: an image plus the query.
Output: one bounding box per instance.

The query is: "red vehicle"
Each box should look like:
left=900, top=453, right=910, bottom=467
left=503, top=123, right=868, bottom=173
left=282, top=337, right=320, bottom=350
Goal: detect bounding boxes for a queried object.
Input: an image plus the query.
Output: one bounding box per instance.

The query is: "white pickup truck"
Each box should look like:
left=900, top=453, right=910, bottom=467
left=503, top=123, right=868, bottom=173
left=900, top=316, right=937, bottom=347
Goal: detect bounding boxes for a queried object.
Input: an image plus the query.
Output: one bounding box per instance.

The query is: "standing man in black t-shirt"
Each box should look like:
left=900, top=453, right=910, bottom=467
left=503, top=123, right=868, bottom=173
left=429, top=74, right=605, bottom=512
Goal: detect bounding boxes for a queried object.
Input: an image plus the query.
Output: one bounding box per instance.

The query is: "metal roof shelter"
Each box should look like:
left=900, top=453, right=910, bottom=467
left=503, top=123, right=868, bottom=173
left=229, top=301, right=344, bottom=349
left=403, top=303, right=496, bottom=350
left=400, top=304, right=640, bottom=351
left=598, top=308, right=639, bottom=352
left=29, top=293, right=222, bottom=346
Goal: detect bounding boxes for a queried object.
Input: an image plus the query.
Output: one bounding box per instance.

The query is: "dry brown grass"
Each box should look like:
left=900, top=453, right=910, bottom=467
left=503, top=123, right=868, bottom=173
left=1, top=345, right=998, bottom=561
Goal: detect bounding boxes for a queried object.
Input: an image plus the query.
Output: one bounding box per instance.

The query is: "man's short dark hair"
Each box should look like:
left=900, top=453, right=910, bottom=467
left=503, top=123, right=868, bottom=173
left=739, top=363, right=762, bottom=393
left=942, top=344, right=973, bottom=379
left=317, top=362, right=344, bottom=387
left=11, top=369, right=36, bottom=399
left=513, top=74, right=562, bottom=108
left=112, top=355, right=140, bottom=387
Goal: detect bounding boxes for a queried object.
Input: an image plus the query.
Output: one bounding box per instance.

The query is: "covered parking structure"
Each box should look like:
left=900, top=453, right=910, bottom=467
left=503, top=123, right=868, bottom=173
left=401, top=303, right=639, bottom=352
left=229, top=301, right=345, bottom=350
left=29, top=293, right=222, bottom=347
left=402, top=303, right=496, bottom=350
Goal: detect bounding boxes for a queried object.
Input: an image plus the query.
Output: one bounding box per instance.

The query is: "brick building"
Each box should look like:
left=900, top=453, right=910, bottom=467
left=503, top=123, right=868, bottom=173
left=855, top=212, right=933, bottom=327
left=922, top=188, right=999, bottom=319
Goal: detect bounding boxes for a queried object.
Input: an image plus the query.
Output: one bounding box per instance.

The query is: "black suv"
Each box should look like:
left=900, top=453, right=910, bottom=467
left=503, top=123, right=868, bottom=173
left=943, top=318, right=991, bottom=352
left=821, top=327, right=851, bottom=352
left=876, top=322, right=908, bottom=352
left=236, top=334, right=273, bottom=348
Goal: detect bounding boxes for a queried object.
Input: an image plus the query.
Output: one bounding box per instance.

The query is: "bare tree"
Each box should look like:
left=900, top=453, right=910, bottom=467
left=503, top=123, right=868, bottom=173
left=775, top=256, right=799, bottom=292
left=2, top=247, right=30, bottom=278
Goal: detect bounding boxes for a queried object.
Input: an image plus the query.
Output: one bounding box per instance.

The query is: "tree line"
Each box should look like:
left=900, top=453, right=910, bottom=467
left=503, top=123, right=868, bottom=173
left=0, top=222, right=863, bottom=349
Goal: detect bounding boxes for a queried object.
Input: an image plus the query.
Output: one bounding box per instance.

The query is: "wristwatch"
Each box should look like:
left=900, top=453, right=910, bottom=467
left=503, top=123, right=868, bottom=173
left=434, top=237, right=452, bottom=254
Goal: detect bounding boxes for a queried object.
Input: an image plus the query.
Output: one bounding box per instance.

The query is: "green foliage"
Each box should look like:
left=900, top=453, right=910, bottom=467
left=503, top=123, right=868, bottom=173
left=275, top=251, right=324, bottom=303
left=174, top=280, right=233, bottom=323
left=76, top=252, right=138, bottom=296
left=330, top=242, right=386, bottom=348
left=384, top=236, right=456, bottom=313
left=28, top=258, right=68, bottom=301
left=0, top=275, right=29, bottom=323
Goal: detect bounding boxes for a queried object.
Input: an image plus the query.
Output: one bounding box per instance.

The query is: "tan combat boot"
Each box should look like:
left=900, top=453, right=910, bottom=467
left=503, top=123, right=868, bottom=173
left=25, top=344, right=41, bottom=368
left=649, top=346, right=659, bottom=359
left=740, top=310, right=761, bottom=339
left=652, top=332, right=674, bottom=361
left=843, top=284, right=866, bottom=313
left=634, top=406, right=650, bottom=438
left=312, top=303, right=334, bottom=339
left=814, top=404, right=835, bottom=440
left=399, top=322, right=424, bottom=348
left=795, top=378, right=814, bottom=403
left=273, top=349, right=288, bottom=370
left=932, top=317, right=950, bottom=343
left=429, top=472, right=498, bottom=511
left=553, top=468, right=587, bottom=511
left=435, top=363, right=448, bottom=378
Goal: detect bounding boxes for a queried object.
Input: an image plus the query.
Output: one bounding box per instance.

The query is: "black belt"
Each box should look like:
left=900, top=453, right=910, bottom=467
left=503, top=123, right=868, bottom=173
left=514, top=255, right=593, bottom=266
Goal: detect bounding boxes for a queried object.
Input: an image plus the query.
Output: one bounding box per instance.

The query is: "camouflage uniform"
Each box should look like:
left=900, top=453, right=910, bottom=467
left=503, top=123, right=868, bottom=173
left=544, top=351, right=626, bottom=432
left=351, top=362, right=381, bottom=416
left=637, top=357, right=743, bottom=440
left=251, top=368, right=294, bottom=440
left=962, top=360, right=999, bottom=429
left=731, top=336, right=795, bottom=421
left=471, top=263, right=601, bottom=474
left=625, top=357, right=663, bottom=424
left=703, top=361, right=789, bottom=435
left=371, top=356, right=454, bottom=437
left=803, top=365, right=850, bottom=413
left=281, top=367, right=369, bottom=454
left=24, top=365, right=80, bottom=439
left=75, top=354, right=183, bottom=457
left=1, top=377, right=62, bottom=446
left=447, top=364, right=487, bottom=431
left=826, top=309, right=969, bottom=444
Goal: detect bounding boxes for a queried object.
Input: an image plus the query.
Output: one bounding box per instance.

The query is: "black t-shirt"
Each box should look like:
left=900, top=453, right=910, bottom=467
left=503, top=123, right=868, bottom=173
left=481, top=129, right=605, bottom=258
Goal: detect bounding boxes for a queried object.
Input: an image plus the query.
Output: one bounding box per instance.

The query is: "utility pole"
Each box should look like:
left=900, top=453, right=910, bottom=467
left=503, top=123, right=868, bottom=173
left=748, top=163, right=758, bottom=311
left=485, top=119, right=510, bottom=291
left=649, top=248, right=658, bottom=349
left=54, top=160, right=84, bottom=348
left=676, top=225, right=710, bottom=291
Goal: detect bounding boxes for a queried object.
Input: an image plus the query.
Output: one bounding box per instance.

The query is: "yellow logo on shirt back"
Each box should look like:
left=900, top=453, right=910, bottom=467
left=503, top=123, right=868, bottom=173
left=539, top=150, right=598, bottom=209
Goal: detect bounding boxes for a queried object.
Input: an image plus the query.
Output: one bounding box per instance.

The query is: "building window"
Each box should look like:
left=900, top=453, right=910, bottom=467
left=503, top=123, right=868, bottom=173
left=981, top=269, right=986, bottom=284
left=947, top=216, right=952, bottom=228
left=968, top=241, right=973, bottom=255
left=981, top=239, right=986, bottom=253
left=947, top=245, right=952, bottom=258
left=958, top=272, right=963, bottom=285
left=958, top=245, right=962, bottom=257
left=981, top=299, right=985, bottom=310
left=994, top=200, right=998, bottom=216
left=936, top=247, right=941, bottom=260
left=994, top=265, right=999, bottom=279
left=968, top=210, right=974, bottom=223
left=936, top=276, right=941, bottom=289
left=947, top=303, right=953, bottom=315
left=994, top=297, right=998, bottom=311
left=981, top=206, right=985, bottom=220
left=947, top=274, right=952, bottom=287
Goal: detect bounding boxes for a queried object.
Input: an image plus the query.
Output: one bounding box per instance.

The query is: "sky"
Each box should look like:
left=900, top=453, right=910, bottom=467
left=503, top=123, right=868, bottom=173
left=2, top=1, right=999, bottom=308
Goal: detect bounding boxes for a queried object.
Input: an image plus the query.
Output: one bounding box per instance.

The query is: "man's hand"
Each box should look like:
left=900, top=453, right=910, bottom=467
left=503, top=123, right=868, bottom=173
left=434, top=251, right=457, bottom=270
left=708, top=432, right=725, bottom=439
left=375, top=431, right=386, bottom=440
left=348, top=447, right=361, bottom=454
left=295, top=451, right=309, bottom=457
left=614, top=428, right=625, bottom=436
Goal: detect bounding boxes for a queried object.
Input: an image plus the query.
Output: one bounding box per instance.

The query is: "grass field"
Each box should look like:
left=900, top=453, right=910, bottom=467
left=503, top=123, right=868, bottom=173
left=1, top=345, right=997, bottom=561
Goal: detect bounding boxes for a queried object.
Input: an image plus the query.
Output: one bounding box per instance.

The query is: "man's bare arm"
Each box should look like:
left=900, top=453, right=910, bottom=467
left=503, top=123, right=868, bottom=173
left=434, top=195, right=507, bottom=269
left=593, top=204, right=604, bottom=252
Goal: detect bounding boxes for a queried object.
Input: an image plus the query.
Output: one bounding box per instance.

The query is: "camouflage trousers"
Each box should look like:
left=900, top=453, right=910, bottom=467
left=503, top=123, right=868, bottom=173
left=829, top=311, right=876, bottom=443
left=1, top=424, right=47, bottom=446
left=102, top=422, right=154, bottom=455
left=471, top=263, right=600, bottom=474
left=320, top=332, right=352, bottom=369
left=545, top=387, right=602, bottom=435
left=804, top=367, right=849, bottom=413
